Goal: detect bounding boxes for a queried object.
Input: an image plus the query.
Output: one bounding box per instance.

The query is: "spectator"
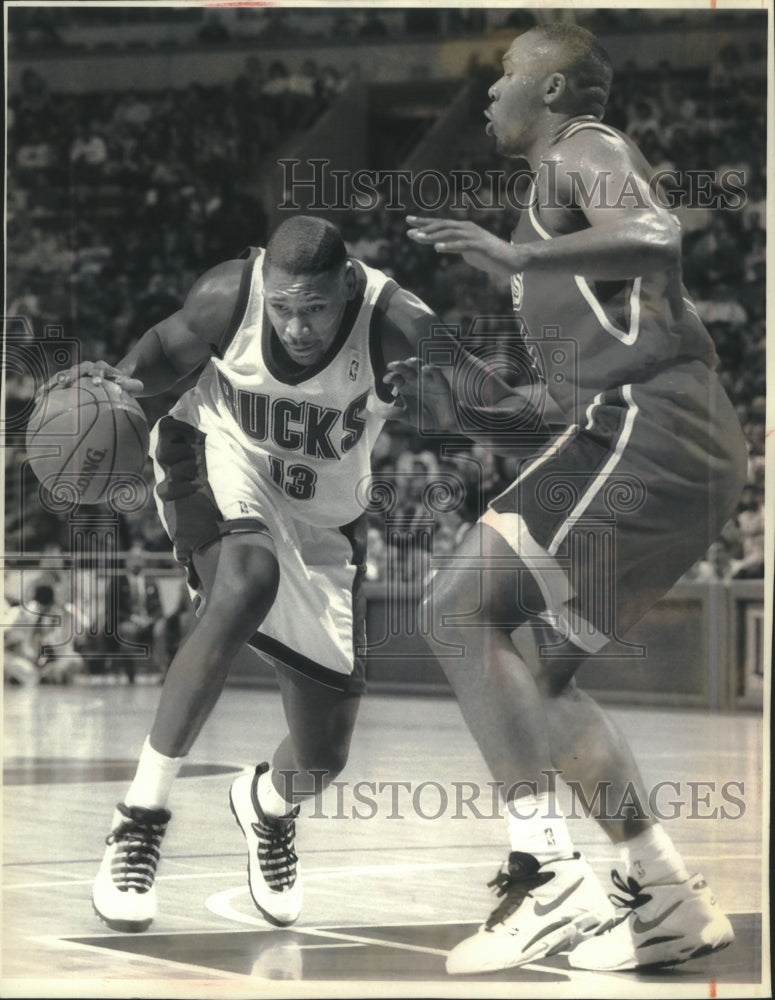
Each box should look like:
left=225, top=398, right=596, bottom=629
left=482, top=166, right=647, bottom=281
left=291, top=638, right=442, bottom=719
left=103, top=550, right=166, bottom=684
left=4, top=581, right=86, bottom=685
left=347, top=217, right=392, bottom=266
left=733, top=484, right=765, bottom=579
left=359, top=10, right=389, bottom=38
left=197, top=12, right=230, bottom=44
left=682, top=538, right=736, bottom=583
left=330, top=12, right=358, bottom=39
left=70, top=121, right=109, bottom=185
left=111, top=90, right=153, bottom=131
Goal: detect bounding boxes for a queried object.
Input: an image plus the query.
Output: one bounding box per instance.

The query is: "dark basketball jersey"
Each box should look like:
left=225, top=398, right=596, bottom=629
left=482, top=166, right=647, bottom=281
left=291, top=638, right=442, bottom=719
left=510, top=119, right=717, bottom=422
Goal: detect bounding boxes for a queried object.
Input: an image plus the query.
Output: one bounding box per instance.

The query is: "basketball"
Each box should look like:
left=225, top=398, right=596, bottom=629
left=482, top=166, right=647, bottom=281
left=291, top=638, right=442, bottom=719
left=25, top=377, right=150, bottom=505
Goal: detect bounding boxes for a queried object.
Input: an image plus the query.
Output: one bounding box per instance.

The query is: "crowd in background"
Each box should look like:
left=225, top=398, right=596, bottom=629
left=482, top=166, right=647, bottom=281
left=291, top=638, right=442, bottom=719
left=5, top=18, right=766, bottom=681
left=8, top=5, right=763, bottom=51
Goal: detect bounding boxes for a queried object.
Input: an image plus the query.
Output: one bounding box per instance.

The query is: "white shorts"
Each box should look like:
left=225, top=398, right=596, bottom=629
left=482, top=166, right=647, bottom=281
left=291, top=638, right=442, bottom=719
left=150, top=415, right=367, bottom=692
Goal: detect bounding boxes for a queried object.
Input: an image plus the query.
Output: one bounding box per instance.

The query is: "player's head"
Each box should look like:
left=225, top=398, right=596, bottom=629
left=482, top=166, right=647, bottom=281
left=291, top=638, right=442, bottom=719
left=33, top=583, right=55, bottom=607
left=263, top=216, right=357, bottom=366
left=486, top=23, right=613, bottom=157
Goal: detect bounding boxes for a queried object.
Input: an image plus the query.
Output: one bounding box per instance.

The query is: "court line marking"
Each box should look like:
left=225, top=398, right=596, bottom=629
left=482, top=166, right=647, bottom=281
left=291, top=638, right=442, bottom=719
left=40, top=927, right=614, bottom=992
left=207, top=885, right=567, bottom=971
left=205, top=890, right=707, bottom=992
left=3, top=859, right=500, bottom=891
left=29, top=933, right=262, bottom=984
left=5, top=853, right=763, bottom=892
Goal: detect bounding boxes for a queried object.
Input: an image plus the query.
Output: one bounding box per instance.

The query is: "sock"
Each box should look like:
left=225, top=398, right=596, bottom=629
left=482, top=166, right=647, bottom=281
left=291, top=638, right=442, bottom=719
left=257, top=767, right=296, bottom=818
left=618, top=825, right=690, bottom=886
left=124, top=736, right=184, bottom=810
left=505, top=791, right=574, bottom=860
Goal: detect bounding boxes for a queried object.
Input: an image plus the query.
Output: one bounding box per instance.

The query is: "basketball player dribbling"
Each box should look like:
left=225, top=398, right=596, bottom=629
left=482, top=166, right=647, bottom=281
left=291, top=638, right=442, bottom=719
left=58, top=216, right=520, bottom=934
left=395, top=23, right=746, bottom=975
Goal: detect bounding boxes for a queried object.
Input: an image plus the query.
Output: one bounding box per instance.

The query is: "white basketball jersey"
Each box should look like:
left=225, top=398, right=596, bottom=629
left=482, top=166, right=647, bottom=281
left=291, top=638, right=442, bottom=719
left=168, top=251, right=397, bottom=527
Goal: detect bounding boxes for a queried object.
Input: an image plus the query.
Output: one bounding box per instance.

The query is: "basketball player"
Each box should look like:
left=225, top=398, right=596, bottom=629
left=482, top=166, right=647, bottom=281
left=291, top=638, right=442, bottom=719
left=59, top=216, right=518, bottom=934
left=395, top=23, right=746, bottom=974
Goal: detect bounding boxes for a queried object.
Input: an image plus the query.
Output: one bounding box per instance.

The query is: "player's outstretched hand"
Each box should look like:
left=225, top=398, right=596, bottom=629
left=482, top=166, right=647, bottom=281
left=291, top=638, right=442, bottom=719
left=42, top=361, right=144, bottom=396
left=384, top=358, right=457, bottom=433
left=406, top=215, right=518, bottom=277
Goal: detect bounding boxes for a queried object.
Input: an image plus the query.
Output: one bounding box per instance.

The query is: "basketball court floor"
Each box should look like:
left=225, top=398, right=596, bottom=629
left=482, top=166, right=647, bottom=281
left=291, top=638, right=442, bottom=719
left=2, top=680, right=768, bottom=998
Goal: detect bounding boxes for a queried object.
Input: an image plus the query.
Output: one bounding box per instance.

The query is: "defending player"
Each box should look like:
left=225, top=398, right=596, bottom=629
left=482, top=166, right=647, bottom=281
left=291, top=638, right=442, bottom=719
left=55, top=215, right=515, bottom=934
left=396, top=23, right=746, bottom=974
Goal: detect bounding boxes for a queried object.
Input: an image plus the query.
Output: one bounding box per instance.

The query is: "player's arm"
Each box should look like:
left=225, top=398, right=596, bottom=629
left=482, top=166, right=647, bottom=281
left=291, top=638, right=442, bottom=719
left=406, top=134, right=681, bottom=282
left=379, top=288, right=560, bottom=452
left=113, top=260, right=243, bottom=396
left=48, top=261, right=244, bottom=397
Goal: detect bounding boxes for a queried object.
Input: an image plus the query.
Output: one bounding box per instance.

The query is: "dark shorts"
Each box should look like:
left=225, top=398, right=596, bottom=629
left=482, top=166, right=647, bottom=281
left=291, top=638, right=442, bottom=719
left=483, top=362, right=747, bottom=654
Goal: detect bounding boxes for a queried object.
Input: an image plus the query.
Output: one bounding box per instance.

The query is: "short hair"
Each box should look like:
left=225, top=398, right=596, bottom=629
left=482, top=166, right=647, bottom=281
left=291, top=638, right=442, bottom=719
left=263, top=216, right=347, bottom=275
left=527, top=23, right=613, bottom=119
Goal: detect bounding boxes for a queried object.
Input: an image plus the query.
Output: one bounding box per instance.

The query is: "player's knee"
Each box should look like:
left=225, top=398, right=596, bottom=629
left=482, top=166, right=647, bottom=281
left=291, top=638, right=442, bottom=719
left=529, top=624, right=588, bottom=697
left=535, top=653, right=586, bottom=698
left=420, top=569, right=475, bottom=633
left=201, top=537, right=279, bottom=620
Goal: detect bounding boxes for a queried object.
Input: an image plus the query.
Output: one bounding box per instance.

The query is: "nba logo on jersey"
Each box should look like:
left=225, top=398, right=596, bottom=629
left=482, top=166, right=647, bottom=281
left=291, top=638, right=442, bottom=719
left=511, top=272, right=525, bottom=311
left=348, top=359, right=359, bottom=381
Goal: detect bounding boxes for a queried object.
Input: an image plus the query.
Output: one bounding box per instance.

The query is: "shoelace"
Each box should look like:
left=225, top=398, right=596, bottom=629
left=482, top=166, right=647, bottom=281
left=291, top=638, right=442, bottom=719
left=484, top=851, right=557, bottom=930
left=253, top=813, right=298, bottom=891
left=608, top=869, right=653, bottom=914
left=106, top=803, right=170, bottom=894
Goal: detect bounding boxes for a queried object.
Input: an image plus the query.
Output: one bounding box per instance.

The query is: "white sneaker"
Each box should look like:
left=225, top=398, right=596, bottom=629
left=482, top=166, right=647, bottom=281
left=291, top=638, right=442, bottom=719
left=568, top=870, right=734, bottom=971
left=229, top=763, right=302, bottom=927
left=446, top=851, right=616, bottom=975
left=92, top=803, right=171, bottom=932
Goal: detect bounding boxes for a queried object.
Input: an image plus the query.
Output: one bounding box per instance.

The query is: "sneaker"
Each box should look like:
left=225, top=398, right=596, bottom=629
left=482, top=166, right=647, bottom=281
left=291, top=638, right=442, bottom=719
left=229, top=763, right=302, bottom=927
left=92, top=802, right=171, bottom=932
left=568, top=870, right=734, bottom=971
left=446, top=851, right=616, bottom=975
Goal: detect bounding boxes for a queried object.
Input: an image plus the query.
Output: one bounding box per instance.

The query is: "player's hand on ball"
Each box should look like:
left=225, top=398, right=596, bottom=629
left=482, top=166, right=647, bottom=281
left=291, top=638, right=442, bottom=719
left=406, top=215, right=520, bottom=277
left=43, top=361, right=144, bottom=396
left=384, top=358, right=457, bottom=433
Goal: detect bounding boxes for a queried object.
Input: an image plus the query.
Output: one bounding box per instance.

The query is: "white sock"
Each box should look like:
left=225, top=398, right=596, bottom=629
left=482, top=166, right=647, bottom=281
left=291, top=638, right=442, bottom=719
left=619, top=825, right=690, bottom=886
left=124, top=737, right=184, bottom=810
left=505, top=792, right=574, bottom=860
left=257, top=767, right=296, bottom=818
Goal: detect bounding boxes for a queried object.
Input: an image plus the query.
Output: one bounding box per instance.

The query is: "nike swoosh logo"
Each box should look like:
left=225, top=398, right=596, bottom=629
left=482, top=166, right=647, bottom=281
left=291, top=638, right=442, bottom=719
left=533, top=878, right=584, bottom=917
left=633, top=899, right=683, bottom=933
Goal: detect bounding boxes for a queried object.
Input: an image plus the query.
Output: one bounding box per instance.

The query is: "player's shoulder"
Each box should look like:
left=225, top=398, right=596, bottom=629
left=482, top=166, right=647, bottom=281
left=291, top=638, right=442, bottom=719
left=549, top=120, right=641, bottom=170
left=382, top=283, right=438, bottom=328
left=182, top=253, right=259, bottom=334
left=186, top=256, right=254, bottom=306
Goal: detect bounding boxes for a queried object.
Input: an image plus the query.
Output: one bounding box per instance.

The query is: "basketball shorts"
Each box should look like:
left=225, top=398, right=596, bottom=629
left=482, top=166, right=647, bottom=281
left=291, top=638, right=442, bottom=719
left=150, top=415, right=367, bottom=693
left=482, top=361, right=747, bottom=655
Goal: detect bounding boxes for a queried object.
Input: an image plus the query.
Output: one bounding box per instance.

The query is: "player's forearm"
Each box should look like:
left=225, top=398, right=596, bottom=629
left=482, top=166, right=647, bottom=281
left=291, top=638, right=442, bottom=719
left=513, top=215, right=681, bottom=281
left=115, top=328, right=190, bottom=397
